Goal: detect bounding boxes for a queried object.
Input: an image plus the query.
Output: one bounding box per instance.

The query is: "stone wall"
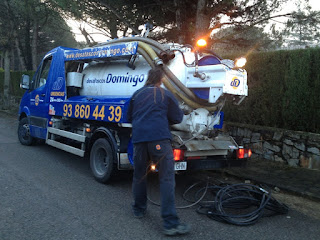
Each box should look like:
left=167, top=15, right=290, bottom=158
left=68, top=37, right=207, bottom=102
left=225, top=122, right=320, bottom=170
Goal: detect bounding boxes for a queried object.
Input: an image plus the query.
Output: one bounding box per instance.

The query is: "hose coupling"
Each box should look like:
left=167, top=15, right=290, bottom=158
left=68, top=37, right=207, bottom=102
left=159, top=50, right=175, bottom=64
left=154, top=57, right=163, bottom=66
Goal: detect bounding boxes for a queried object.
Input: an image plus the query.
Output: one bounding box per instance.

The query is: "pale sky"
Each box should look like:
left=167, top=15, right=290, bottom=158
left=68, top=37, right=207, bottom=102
left=309, top=0, right=320, bottom=10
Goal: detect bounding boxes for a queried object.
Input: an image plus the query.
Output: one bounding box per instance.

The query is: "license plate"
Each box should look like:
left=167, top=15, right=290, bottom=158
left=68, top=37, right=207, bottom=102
left=174, top=162, right=187, bottom=171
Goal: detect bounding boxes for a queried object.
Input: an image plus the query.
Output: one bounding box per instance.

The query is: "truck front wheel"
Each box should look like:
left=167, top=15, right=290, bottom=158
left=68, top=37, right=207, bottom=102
left=18, top=117, right=35, bottom=146
left=90, top=138, right=115, bottom=183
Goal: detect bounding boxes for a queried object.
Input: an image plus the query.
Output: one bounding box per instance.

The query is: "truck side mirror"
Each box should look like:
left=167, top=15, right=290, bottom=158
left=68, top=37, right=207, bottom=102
left=20, top=74, right=30, bottom=90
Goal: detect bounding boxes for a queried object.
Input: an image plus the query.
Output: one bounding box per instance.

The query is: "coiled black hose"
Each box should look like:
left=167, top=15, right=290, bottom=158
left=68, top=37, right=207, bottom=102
left=196, top=183, right=289, bottom=226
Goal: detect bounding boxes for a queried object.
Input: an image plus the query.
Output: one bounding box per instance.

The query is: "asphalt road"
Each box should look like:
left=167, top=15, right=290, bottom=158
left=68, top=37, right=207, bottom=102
left=0, top=111, right=319, bottom=240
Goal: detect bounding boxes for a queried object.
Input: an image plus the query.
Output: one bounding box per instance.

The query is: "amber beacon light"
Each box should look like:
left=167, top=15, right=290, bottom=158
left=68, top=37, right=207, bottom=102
left=196, top=39, right=207, bottom=48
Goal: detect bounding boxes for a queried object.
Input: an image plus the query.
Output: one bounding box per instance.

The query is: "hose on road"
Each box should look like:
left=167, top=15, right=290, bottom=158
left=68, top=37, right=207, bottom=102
left=148, top=180, right=289, bottom=226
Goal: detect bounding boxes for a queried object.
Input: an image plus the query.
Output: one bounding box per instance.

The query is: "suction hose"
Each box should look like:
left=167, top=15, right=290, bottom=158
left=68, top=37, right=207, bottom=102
left=162, top=64, right=221, bottom=108
left=137, top=42, right=163, bottom=66
left=137, top=48, right=155, bottom=68
left=136, top=42, right=219, bottom=112
left=137, top=42, right=200, bottom=102
left=95, top=36, right=166, bottom=53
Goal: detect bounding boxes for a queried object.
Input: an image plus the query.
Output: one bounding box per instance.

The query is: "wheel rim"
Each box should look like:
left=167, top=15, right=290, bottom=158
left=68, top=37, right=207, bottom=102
left=20, top=123, right=30, bottom=141
left=95, top=147, right=110, bottom=176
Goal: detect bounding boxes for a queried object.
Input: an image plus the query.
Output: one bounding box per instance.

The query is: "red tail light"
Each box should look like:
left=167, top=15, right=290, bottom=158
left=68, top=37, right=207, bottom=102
left=237, top=148, right=252, bottom=159
left=173, top=149, right=185, bottom=161
left=237, top=148, right=244, bottom=159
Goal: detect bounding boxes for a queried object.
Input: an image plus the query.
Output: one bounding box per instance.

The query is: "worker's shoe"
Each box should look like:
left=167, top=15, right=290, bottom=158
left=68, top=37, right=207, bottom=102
left=163, top=223, right=190, bottom=236
left=133, top=209, right=146, bottom=219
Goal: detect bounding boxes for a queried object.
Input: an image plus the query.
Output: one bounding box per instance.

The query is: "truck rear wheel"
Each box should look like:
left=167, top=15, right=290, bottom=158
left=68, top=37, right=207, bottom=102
left=90, top=138, right=115, bottom=183
left=18, top=117, right=35, bottom=146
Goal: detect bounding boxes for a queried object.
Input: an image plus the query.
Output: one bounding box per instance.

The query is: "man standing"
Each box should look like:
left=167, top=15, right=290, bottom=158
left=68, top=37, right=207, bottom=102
left=127, top=66, right=190, bottom=236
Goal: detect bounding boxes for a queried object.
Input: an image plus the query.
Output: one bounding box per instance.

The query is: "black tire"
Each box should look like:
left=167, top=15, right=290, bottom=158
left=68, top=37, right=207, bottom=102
left=18, top=117, right=35, bottom=146
left=90, top=138, right=115, bottom=183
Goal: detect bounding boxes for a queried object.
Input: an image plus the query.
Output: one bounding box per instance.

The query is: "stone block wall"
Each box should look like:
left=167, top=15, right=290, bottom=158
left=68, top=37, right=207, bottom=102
left=225, top=122, right=320, bottom=170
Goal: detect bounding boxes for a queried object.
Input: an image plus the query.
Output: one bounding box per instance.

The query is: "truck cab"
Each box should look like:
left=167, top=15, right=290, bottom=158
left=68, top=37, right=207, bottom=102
left=19, top=47, right=75, bottom=140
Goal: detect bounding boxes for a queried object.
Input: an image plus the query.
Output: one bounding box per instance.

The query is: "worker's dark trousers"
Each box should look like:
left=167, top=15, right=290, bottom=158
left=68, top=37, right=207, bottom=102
left=132, top=139, right=180, bottom=229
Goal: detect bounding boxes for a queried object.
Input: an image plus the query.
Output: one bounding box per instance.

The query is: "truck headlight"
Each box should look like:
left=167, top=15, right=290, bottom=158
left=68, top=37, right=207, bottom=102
left=235, top=57, right=247, bottom=68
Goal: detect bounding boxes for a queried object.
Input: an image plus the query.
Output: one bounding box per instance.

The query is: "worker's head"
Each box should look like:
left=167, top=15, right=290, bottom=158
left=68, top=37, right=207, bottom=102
left=145, top=66, right=165, bottom=87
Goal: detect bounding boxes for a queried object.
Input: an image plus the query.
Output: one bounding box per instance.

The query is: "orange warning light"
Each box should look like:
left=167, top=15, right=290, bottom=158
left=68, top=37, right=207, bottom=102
left=196, top=39, right=207, bottom=48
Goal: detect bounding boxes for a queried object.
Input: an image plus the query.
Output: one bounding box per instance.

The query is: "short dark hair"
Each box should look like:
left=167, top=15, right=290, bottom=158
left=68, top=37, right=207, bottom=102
left=145, top=66, right=164, bottom=86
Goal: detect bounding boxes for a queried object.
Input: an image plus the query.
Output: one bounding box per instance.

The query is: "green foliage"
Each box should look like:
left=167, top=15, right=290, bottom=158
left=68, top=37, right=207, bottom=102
left=224, top=48, right=320, bottom=133
left=284, top=5, right=320, bottom=47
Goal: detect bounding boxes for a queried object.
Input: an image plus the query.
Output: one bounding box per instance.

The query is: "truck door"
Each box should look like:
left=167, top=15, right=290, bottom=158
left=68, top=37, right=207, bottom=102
left=28, top=56, right=52, bottom=139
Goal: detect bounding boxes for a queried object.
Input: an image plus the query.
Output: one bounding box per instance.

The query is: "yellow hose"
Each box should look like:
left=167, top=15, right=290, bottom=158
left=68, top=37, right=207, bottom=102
left=162, top=78, right=218, bottom=111
left=137, top=48, right=155, bottom=68
left=137, top=41, right=218, bottom=112
left=138, top=42, right=162, bottom=65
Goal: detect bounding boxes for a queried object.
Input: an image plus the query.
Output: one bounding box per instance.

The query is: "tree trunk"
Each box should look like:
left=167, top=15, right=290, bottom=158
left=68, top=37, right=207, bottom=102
left=10, top=48, right=15, bottom=70
left=79, top=26, right=96, bottom=46
left=122, top=26, right=128, bottom=37
left=195, top=0, right=208, bottom=39
left=15, top=38, right=26, bottom=71
left=3, top=50, right=10, bottom=110
left=24, top=18, right=33, bottom=70
left=174, top=0, right=183, bottom=44
left=109, top=20, right=118, bottom=39
left=32, top=20, right=38, bottom=71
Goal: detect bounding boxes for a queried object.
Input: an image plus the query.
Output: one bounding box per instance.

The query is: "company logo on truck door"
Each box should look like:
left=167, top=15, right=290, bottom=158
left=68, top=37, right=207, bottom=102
left=86, top=73, right=145, bottom=87
left=35, top=94, right=40, bottom=106
left=52, top=77, right=64, bottom=90
left=230, top=77, right=240, bottom=89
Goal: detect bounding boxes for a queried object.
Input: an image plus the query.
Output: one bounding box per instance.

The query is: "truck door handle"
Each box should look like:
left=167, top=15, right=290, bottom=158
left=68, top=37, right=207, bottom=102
left=41, top=93, right=46, bottom=97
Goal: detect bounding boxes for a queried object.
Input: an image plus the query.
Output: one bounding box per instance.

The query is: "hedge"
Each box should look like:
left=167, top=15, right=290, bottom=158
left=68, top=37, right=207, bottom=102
left=223, top=48, right=320, bottom=134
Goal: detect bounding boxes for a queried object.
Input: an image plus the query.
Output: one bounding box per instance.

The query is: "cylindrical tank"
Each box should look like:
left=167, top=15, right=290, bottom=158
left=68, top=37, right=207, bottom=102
left=79, top=57, right=151, bottom=97
left=78, top=47, right=228, bottom=105
left=79, top=50, right=197, bottom=97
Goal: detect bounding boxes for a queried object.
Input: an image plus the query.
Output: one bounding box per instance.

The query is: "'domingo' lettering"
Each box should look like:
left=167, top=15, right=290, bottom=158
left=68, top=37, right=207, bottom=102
left=106, top=73, right=145, bottom=86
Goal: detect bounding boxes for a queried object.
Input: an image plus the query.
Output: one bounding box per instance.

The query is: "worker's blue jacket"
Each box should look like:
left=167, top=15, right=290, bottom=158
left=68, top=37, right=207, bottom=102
left=127, top=85, right=183, bottom=143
